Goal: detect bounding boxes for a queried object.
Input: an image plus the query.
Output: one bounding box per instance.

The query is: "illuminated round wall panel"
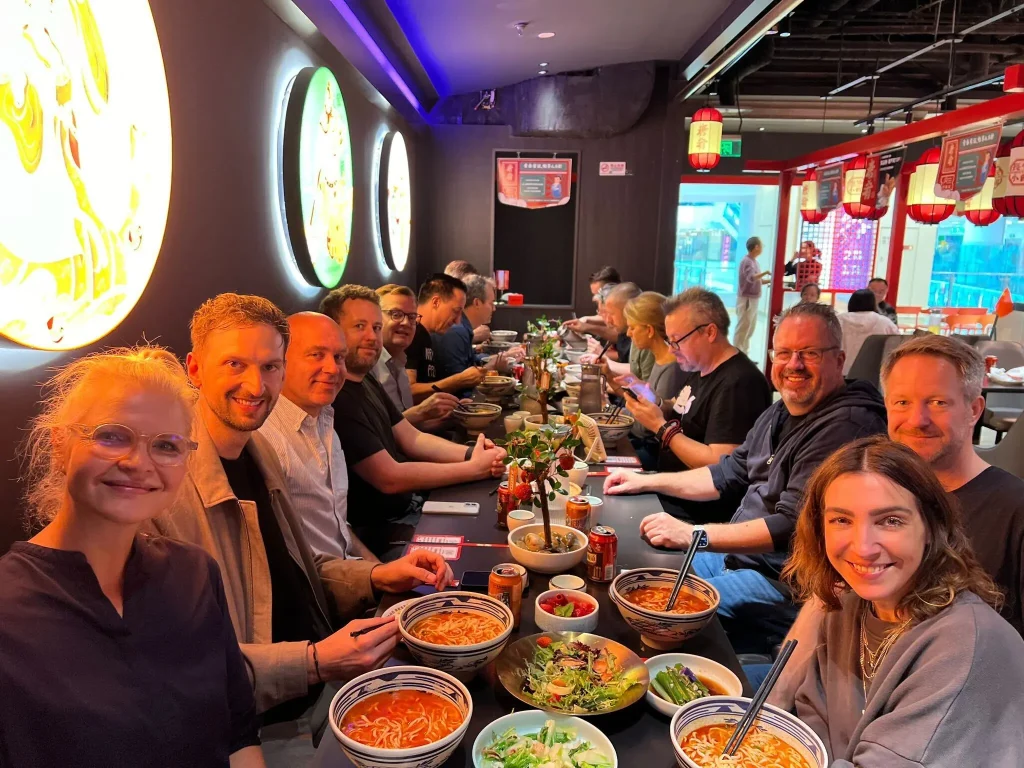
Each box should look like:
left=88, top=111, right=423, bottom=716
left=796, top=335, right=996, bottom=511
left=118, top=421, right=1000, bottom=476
left=282, top=67, right=354, bottom=288
left=0, top=0, right=172, bottom=351
left=376, top=131, right=411, bottom=272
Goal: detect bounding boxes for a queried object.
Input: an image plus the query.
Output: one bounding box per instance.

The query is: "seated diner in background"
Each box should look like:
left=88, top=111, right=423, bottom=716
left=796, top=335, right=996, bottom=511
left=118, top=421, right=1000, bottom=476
left=583, top=282, right=654, bottom=380
left=324, top=285, right=506, bottom=557
left=405, top=274, right=484, bottom=399
left=372, top=284, right=462, bottom=430
left=784, top=437, right=1024, bottom=767
left=443, top=260, right=490, bottom=343
left=259, top=312, right=376, bottom=561
left=152, top=293, right=452, bottom=720
left=605, top=302, right=887, bottom=652
left=838, top=288, right=898, bottom=375
left=868, top=276, right=898, bottom=323
left=0, top=345, right=265, bottom=767
left=625, top=288, right=771, bottom=521
left=561, top=266, right=621, bottom=342
left=799, top=282, right=821, bottom=304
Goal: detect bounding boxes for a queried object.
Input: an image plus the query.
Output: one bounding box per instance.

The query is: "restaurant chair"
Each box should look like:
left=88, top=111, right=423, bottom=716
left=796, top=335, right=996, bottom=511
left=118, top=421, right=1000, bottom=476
left=976, top=340, right=1024, bottom=443
left=845, top=335, right=910, bottom=391
left=976, top=418, right=1024, bottom=479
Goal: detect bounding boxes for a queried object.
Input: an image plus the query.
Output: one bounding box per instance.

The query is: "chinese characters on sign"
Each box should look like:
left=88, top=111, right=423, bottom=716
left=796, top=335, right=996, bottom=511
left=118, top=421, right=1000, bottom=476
left=935, top=126, right=1002, bottom=202
left=599, top=161, right=627, bottom=176
left=861, top=148, right=906, bottom=209
left=497, top=158, right=573, bottom=209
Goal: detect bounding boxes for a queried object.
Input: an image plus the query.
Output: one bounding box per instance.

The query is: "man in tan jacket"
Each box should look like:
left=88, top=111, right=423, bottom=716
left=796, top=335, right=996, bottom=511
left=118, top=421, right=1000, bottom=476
left=151, top=294, right=452, bottom=719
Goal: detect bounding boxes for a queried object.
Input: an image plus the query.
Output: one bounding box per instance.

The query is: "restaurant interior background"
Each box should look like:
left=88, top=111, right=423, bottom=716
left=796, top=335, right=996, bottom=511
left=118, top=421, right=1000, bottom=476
left=3, top=0, right=1024, bottom=554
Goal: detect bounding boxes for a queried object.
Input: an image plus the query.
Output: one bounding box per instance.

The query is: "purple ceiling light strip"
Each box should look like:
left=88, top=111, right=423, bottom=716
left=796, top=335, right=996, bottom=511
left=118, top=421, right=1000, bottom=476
left=328, top=0, right=426, bottom=117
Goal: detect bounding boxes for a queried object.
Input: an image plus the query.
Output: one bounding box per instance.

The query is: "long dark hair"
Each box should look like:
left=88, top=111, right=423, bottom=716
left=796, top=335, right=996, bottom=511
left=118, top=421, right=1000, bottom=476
left=783, top=436, right=1002, bottom=623
left=847, top=288, right=879, bottom=313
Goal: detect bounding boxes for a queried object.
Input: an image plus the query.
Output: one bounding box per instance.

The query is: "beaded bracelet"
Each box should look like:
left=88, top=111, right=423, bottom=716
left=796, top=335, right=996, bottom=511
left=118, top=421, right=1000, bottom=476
left=661, top=423, right=682, bottom=448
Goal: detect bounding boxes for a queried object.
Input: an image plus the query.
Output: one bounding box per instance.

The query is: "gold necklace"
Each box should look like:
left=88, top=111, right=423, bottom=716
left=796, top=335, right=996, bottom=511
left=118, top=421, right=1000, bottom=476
left=859, top=605, right=912, bottom=709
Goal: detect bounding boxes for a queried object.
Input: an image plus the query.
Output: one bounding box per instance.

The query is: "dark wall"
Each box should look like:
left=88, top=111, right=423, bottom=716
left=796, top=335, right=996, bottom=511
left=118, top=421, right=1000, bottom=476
left=0, top=0, right=421, bottom=553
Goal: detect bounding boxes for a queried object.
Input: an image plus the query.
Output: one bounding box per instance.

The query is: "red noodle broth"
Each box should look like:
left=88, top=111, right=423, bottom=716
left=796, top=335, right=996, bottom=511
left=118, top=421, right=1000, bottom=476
left=681, top=723, right=812, bottom=768
left=624, top=585, right=711, bottom=614
left=340, top=690, right=463, bottom=749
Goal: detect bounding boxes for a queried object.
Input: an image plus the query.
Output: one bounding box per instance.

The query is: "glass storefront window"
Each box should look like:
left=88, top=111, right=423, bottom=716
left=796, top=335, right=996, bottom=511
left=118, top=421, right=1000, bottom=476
left=928, top=216, right=1024, bottom=308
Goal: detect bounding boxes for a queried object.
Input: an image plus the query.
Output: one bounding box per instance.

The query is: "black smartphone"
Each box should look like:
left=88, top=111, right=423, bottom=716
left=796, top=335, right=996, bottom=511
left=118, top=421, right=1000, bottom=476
left=622, top=388, right=638, bottom=400
left=460, top=570, right=491, bottom=592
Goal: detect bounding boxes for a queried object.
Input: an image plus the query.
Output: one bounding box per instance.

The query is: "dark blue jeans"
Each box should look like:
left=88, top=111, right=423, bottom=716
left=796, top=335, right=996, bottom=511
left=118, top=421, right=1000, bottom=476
left=691, top=552, right=798, bottom=655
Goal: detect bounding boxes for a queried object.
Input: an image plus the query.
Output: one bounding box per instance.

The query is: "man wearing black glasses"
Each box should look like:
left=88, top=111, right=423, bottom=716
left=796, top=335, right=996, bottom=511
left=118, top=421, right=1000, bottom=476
left=606, top=302, right=886, bottom=654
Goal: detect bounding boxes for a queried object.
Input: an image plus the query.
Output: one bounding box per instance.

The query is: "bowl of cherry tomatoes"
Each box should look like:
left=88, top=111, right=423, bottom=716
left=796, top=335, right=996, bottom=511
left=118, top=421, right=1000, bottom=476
left=534, top=589, right=600, bottom=633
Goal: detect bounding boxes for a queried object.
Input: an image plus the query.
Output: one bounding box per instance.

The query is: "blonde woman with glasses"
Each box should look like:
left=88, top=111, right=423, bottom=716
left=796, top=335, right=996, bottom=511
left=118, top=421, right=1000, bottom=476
left=0, top=346, right=264, bottom=767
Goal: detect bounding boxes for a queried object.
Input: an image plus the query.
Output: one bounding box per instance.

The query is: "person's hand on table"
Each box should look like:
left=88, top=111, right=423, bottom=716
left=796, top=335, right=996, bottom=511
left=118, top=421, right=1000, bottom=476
left=639, top=512, right=694, bottom=550
left=310, top=616, right=398, bottom=683
left=626, top=393, right=667, bottom=433
left=604, top=469, right=651, bottom=495
left=371, top=550, right=454, bottom=593
left=419, top=392, right=461, bottom=420
left=467, top=432, right=506, bottom=477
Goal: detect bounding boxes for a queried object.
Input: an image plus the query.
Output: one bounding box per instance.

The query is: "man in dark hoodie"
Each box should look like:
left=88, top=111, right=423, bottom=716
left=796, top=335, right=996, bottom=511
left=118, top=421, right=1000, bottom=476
left=605, top=302, right=887, bottom=652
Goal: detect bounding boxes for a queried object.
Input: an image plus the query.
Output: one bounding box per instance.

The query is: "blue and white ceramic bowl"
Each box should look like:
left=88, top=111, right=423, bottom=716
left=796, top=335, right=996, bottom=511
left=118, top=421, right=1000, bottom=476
left=670, top=696, right=827, bottom=768
left=398, top=591, right=515, bottom=678
left=609, top=567, right=720, bottom=649
left=329, top=665, right=473, bottom=768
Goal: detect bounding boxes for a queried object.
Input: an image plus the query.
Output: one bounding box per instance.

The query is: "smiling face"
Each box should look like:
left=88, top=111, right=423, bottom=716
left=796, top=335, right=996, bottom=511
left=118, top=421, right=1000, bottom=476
left=62, top=385, right=192, bottom=526
left=283, top=314, right=347, bottom=414
left=884, top=354, right=984, bottom=473
left=380, top=292, right=418, bottom=352
left=823, top=471, right=927, bottom=614
left=770, top=315, right=846, bottom=415
left=187, top=324, right=286, bottom=433
left=338, top=298, right=383, bottom=376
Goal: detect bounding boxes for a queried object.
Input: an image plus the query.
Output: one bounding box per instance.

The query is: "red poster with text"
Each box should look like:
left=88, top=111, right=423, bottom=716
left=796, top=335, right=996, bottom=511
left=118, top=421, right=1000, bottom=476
left=497, top=158, right=572, bottom=209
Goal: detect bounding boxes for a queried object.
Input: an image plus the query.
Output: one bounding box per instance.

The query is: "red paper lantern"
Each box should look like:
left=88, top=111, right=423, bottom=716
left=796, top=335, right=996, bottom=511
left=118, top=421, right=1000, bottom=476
left=996, top=132, right=1024, bottom=218
left=842, top=155, right=883, bottom=219
left=688, top=107, right=723, bottom=171
left=992, top=138, right=1014, bottom=216
left=907, top=148, right=955, bottom=224
left=799, top=169, right=828, bottom=224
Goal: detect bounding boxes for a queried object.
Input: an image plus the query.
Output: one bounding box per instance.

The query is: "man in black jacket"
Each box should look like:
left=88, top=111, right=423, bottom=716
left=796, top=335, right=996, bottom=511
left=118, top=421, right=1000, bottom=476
left=605, top=302, right=887, bottom=652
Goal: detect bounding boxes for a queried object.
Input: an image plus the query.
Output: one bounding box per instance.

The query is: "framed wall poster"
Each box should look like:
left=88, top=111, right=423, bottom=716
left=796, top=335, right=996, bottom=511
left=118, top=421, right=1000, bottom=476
left=496, top=157, right=573, bottom=209
left=0, top=0, right=173, bottom=351
left=282, top=66, right=354, bottom=288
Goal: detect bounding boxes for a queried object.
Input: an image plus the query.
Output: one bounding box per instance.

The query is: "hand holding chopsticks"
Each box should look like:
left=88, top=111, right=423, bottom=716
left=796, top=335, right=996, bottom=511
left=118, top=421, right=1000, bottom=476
left=666, top=528, right=703, bottom=611
left=721, top=639, right=799, bottom=758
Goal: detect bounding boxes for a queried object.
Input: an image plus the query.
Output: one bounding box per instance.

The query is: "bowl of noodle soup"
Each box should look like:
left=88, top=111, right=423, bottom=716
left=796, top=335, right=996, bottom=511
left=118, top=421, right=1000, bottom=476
left=610, top=567, right=720, bottom=649
left=398, top=591, right=515, bottom=678
left=329, top=665, right=473, bottom=768
left=670, top=696, right=827, bottom=768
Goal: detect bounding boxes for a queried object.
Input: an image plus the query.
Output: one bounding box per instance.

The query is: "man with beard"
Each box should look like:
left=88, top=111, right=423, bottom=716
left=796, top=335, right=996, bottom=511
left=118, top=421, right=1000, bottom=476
left=152, top=294, right=454, bottom=723
left=372, top=284, right=461, bottom=429
left=323, top=285, right=506, bottom=557
left=604, top=303, right=887, bottom=652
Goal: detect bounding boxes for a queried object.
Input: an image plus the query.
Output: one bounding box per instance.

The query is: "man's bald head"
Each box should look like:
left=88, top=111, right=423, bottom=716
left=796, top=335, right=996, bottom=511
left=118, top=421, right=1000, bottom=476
left=281, top=311, right=348, bottom=416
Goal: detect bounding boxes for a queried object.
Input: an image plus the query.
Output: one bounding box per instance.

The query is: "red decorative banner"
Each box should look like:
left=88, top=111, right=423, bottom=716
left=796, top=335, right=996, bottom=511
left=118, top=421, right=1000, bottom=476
left=935, top=125, right=1002, bottom=202
left=497, top=158, right=572, bottom=209
left=861, top=148, right=905, bottom=209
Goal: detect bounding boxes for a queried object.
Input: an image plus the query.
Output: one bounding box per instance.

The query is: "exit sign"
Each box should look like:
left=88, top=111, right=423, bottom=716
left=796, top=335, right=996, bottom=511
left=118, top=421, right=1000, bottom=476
left=721, top=135, right=742, bottom=158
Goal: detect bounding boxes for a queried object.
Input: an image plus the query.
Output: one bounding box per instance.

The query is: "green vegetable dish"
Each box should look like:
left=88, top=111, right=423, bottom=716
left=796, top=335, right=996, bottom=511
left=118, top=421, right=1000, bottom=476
left=649, top=663, right=723, bottom=706
left=522, top=638, right=642, bottom=713
left=481, top=721, right=613, bottom=768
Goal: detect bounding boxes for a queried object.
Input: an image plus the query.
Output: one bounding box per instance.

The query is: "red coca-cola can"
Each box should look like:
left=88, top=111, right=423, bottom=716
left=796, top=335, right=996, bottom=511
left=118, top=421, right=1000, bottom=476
left=587, top=525, right=618, bottom=582
left=985, top=355, right=999, bottom=373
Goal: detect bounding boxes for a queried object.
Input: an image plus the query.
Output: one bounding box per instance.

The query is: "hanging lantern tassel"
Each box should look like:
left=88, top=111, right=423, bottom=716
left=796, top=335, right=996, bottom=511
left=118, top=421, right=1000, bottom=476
left=688, top=107, right=723, bottom=171
left=800, top=169, right=828, bottom=224
left=960, top=163, right=1000, bottom=227
left=907, top=147, right=956, bottom=224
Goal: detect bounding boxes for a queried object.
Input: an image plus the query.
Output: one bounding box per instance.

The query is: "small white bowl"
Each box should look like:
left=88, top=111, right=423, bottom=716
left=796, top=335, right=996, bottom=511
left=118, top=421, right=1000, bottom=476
left=567, top=460, right=588, bottom=489
left=507, top=523, right=589, bottom=574
left=490, top=330, right=518, bottom=342
left=644, top=653, right=743, bottom=717
left=549, top=574, right=586, bottom=591
left=534, top=589, right=600, bottom=633
left=524, top=414, right=566, bottom=431
left=507, top=508, right=535, bottom=531
left=329, top=665, right=472, bottom=768
left=472, top=710, right=618, bottom=768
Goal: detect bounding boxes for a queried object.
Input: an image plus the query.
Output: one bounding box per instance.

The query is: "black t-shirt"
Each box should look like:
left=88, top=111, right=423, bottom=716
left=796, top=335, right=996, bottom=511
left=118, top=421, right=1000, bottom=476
left=333, top=375, right=413, bottom=527
left=952, top=466, right=1024, bottom=636
left=0, top=537, right=259, bottom=766
left=614, top=332, right=632, bottom=363
left=220, top=450, right=320, bottom=647
left=406, top=323, right=438, bottom=384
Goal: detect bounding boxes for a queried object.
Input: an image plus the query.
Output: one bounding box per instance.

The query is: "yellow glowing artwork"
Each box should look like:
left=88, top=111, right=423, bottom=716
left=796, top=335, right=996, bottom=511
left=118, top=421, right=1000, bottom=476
left=0, top=0, right=172, bottom=351
left=385, top=131, right=411, bottom=271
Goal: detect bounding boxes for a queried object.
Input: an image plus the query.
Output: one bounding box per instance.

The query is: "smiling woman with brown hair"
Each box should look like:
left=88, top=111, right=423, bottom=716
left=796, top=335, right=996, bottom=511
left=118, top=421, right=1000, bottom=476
left=783, top=436, right=1024, bottom=768
left=0, top=345, right=264, bottom=767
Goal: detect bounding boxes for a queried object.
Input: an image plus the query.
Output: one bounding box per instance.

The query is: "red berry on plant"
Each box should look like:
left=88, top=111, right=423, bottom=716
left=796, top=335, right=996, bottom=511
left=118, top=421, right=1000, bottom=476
left=514, top=483, right=533, bottom=501
left=558, top=455, right=575, bottom=471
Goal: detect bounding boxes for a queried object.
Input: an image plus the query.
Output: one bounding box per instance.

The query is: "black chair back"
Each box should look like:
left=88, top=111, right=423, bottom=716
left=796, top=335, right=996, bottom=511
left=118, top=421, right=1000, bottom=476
left=846, top=335, right=910, bottom=391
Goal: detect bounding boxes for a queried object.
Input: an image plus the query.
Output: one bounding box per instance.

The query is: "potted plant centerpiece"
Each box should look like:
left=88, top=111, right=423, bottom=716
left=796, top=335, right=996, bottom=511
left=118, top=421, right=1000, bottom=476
left=521, top=316, right=562, bottom=424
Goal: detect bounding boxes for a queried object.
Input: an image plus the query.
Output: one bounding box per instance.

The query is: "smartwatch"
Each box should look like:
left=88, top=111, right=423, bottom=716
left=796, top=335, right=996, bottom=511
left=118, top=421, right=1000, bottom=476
left=656, top=419, right=680, bottom=442
left=692, top=525, right=710, bottom=550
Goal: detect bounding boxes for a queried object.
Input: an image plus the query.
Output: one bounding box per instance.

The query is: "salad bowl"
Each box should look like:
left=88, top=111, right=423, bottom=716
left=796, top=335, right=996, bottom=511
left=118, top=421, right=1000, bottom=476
left=473, top=711, right=617, bottom=768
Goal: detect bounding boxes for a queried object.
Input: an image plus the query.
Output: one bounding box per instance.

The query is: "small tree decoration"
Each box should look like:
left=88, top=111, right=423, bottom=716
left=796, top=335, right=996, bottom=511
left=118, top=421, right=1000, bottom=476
left=523, top=316, right=562, bottom=424
left=498, top=416, right=582, bottom=550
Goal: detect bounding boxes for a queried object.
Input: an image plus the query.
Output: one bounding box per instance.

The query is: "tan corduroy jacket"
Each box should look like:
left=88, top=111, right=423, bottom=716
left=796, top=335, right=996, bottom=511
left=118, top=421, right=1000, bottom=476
left=148, top=410, right=378, bottom=713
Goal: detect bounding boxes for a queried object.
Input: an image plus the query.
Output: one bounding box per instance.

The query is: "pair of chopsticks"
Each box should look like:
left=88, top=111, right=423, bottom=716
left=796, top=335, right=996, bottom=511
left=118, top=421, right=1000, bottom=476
left=348, top=616, right=396, bottom=639
left=720, top=639, right=799, bottom=758
left=665, top=529, right=703, bottom=611
left=594, top=339, right=614, bottom=362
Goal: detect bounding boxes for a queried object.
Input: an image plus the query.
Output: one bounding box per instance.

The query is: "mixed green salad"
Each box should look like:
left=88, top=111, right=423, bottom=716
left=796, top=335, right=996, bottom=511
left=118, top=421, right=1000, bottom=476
left=481, top=721, right=613, bottom=768
left=522, top=637, right=641, bottom=713
left=650, top=663, right=711, bottom=706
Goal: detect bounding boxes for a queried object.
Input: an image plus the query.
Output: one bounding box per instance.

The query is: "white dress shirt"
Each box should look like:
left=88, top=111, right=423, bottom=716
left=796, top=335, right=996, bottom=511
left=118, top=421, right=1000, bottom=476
left=259, top=394, right=354, bottom=559
left=372, top=347, right=414, bottom=411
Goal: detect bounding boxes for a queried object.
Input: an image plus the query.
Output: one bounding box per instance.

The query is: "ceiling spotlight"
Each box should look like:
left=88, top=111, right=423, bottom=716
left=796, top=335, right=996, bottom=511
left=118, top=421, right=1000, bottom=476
left=759, top=126, right=765, bottom=131
left=538, top=32, right=555, bottom=38
left=540, top=62, right=549, bottom=67
left=780, top=18, right=791, bottom=37
left=766, top=25, right=779, bottom=35
left=539, top=70, right=548, bottom=75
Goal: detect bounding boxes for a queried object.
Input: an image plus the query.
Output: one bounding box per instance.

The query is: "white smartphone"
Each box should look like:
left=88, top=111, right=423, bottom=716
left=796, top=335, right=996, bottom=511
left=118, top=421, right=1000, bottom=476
left=422, top=501, right=481, bottom=516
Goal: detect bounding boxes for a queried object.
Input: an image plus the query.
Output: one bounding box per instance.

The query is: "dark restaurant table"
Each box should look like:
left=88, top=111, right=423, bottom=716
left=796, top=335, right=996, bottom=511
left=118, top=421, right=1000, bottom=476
left=314, top=422, right=750, bottom=768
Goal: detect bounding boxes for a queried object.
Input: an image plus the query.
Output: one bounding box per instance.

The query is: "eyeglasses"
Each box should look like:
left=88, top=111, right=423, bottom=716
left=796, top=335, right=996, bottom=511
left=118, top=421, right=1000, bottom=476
left=768, top=346, right=839, bottom=364
left=383, top=309, right=422, bottom=324
left=667, top=324, right=710, bottom=351
left=69, top=423, right=198, bottom=467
